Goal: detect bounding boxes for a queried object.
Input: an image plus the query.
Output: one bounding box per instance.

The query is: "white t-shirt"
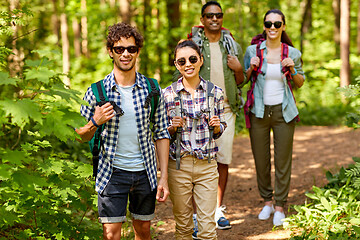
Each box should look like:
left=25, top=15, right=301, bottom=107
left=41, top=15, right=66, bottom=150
left=263, top=63, right=284, bottom=105
left=113, top=84, right=145, bottom=171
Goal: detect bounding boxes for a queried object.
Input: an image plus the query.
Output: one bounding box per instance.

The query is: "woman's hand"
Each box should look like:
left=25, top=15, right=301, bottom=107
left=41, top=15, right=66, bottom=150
left=209, top=115, right=221, bottom=134
left=168, top=116, right=186, bottom=135
left=281, top=57, right=295, bottom=72
left=250, top=56, right=260, bottom=70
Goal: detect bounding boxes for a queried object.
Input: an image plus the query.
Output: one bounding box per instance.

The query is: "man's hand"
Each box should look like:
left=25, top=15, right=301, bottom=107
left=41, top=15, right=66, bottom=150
left=156, top=176, right=169, bottom=202
left=228, top=55, right=244, bottom=85
left=227, top=55, right=242, bottom=72
left=93, top=102, right=115, bottom=125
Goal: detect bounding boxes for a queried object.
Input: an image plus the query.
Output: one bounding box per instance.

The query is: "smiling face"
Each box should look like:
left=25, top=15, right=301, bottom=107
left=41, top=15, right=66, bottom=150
left=108, top=36, right=140, bottom=72
left=263, top=13, right=286, bottom=42
left=174, top=46, right=203, bottom=81
left=200, top=5, right=223, bottom=33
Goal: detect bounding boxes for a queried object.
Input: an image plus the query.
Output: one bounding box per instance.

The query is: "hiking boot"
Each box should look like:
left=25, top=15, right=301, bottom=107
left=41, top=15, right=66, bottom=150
left=215, top=206, right=231, bottom=230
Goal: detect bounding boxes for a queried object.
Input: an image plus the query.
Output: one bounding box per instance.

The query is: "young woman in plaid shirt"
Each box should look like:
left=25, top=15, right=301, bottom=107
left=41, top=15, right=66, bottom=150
left=163, top=40, right=226, bottom=240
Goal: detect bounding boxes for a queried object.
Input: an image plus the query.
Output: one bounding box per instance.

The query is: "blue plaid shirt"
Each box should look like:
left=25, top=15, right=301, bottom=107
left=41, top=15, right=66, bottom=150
left=163, top=77, right=226, bottom=160
left=80, top=71, right=170, bottom=194
left=244, top=41, right=305, bottom=123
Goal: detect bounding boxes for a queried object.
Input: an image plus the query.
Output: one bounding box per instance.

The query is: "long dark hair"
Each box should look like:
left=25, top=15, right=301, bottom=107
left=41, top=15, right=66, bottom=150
left=261, top=9, right=293, bottom=47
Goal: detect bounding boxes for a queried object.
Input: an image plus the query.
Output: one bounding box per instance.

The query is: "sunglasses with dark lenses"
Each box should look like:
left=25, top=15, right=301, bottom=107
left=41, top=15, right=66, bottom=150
left=202, top=12, right=223, bottom=19
left=176, top=55, right=198, bottom=66
left=264, top=21, right=283, bottom=29
left=112, top=46, right=139, bottom=54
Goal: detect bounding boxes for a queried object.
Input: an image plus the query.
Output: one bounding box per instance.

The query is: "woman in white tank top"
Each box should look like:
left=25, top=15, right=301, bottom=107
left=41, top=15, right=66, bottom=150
left=244, top=9, right=305, bottom=227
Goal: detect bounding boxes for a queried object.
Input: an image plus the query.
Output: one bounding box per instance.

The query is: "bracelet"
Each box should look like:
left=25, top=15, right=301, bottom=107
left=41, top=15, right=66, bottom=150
left=90, top=117, right=100, bottom=128
left=291, top=68, right=298, bottom=76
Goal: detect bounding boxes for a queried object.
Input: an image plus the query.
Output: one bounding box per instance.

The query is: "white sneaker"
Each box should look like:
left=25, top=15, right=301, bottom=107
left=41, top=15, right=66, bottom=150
left=273, top=211, right=285, bottom=226
left=258, top=205, right=275, bottom=220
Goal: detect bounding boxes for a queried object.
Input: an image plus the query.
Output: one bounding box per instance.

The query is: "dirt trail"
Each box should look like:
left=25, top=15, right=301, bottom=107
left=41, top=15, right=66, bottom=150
left=152, top=126, right=360, bottom=240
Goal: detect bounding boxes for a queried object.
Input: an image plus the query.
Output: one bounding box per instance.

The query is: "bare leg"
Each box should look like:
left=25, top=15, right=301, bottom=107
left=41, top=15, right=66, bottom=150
left=133, top=220, right=151, bottom=240
left=217, top=162, right=229, bottom=207
left=102, top=223, right=122, bottom=240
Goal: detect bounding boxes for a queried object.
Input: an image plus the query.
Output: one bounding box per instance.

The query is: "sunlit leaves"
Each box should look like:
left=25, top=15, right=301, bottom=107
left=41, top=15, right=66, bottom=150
left=0, top=98, right=42, bottom=128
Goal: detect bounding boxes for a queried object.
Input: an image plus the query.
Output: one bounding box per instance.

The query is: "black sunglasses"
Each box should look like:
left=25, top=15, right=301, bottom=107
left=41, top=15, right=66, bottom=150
left=264, top=21, right=283, bottom=29
left=112, top=46, right=139, bottom=54
left=176, top=55, right=198, bottom=66
left=202, top=12, right=223, bottom=19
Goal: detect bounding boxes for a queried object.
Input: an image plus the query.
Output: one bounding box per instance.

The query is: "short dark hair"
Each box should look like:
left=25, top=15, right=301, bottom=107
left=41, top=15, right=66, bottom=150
left=174, top=39, right=201, bottom=60
left=201, top=1, right=222, bottom=16
left=106, top=22, right=144, bottom=50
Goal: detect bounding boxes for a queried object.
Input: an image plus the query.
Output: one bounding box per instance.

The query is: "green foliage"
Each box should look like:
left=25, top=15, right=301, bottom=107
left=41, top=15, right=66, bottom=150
left=338, top=77, right=360, bottom=129
left=0, top=46, right=103, bottom=238
left=285, top=157, right=360, bottom=239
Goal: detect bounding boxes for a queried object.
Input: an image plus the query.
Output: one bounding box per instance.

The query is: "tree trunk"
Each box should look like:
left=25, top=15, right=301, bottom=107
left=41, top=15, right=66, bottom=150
left=8, top=0, right=24, bottom=78
left=166, top=0, right=180, bottom=67
left=357, top=0, right=360, bottom=55
left=332, top=0, right=341, bottom=57
left=73, top=18, right=81, bottom=57
left=141, top=0, right=150, bottom=75
left=300, top=0, right=312, bottom=53
left=60, top=0, right=71, bottom=87
left=119, top=0, right=131, bottom=24
left=51, top=0, right=60, bottom=46
left=81, top=0, right=90, bottom=58
left=340, top=0, right=350, bottom=87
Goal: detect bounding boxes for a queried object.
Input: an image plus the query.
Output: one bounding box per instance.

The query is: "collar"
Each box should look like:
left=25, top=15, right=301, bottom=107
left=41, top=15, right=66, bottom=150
left=108, top=71, right=145, bottom=91
left=175, top=76, right=207, bottom=94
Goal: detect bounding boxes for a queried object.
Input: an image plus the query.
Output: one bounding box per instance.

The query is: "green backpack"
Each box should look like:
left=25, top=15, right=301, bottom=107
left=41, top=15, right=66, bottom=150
left=89, top=77, right=160, bottom=178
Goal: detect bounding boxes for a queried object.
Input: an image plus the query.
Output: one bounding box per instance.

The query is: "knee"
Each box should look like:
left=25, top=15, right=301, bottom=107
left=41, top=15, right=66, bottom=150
left=102, top=223, right=122, bottom=240
left=133, top=220, right=151, bottom=239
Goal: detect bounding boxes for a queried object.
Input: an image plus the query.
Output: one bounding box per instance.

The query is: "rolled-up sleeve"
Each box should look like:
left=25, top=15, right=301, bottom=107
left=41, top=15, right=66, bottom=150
left=152, top=87, right=171, bottom=141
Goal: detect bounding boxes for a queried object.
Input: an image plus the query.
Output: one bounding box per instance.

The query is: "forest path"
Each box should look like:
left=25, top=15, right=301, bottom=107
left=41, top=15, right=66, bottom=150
left=153, top=126, right=360, bottom=240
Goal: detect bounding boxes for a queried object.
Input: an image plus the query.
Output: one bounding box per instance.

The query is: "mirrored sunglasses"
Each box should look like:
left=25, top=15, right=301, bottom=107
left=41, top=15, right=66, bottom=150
left=176, top=55, right=198, bottom=66
left=264, top=21, right=283, bottom=29
left=202, top=12, right=223, bottom=19
left=112, top=46, right=139, bottom=54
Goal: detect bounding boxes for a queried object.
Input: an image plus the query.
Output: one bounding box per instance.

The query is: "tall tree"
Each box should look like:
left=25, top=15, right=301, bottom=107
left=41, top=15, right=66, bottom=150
left=7, top=0, right=23, bottom=78
left=119, top=0, right=131, bottom=24
left=51, top=0, right=60, bottom=46
left=60, top=0, right=70, bottom=87
left=357, top=0, right=360, bottom=55
left=333, top=0, right=341, bottom=57
left=300, top=0, right=312, bottom=53
left=141, top=0, right=150, bottom=75
left=81, top=0, right=89, bottom=58
left=340, top=0, right=350, bottom=87
left=73, top=18, right=81, bottom=57
left=166, top=0, right=180, bottom=67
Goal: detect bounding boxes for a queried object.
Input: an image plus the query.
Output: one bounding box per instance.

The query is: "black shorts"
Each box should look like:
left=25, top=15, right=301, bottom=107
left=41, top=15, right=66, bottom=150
left=98, top=168, right=157, bottom=223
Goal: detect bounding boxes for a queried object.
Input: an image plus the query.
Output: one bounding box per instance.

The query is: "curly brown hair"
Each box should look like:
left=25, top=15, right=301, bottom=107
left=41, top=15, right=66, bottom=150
left=106, top=22, right=144, bottom=50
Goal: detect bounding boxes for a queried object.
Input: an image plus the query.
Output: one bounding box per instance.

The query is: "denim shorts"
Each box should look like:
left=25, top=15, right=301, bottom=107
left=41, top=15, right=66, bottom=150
left=98, top=168, right=157, bottom=223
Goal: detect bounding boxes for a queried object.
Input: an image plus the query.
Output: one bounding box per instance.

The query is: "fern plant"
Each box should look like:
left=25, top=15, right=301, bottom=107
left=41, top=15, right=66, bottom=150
left=285, top=157, right=360, bottom=239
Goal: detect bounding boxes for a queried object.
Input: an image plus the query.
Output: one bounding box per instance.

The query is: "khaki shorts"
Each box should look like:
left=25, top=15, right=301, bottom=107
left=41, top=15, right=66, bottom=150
left=215, top=105, right=236, bottom=165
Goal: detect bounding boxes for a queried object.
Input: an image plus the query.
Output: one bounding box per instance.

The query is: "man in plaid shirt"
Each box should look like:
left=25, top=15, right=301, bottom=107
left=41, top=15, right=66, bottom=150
left=76, top=22, right=170, bottom=240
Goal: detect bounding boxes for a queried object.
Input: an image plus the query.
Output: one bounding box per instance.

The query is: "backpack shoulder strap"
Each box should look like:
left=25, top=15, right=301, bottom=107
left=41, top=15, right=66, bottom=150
left=91, top=80, right=108, bottom=104
left=206, top=81, right=215, bottom=115
left=144, top=77, right=160, bottom=121
left=171, top=81, right=182, bottom=117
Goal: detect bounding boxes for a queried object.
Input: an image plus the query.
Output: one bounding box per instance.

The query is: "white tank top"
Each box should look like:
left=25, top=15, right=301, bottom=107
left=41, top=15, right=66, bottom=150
left=263, top=63, right=284, bottom=105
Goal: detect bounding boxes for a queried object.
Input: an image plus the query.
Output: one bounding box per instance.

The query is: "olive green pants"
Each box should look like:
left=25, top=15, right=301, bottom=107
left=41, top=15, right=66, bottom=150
left=249, top=104, right=295, bottom=207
